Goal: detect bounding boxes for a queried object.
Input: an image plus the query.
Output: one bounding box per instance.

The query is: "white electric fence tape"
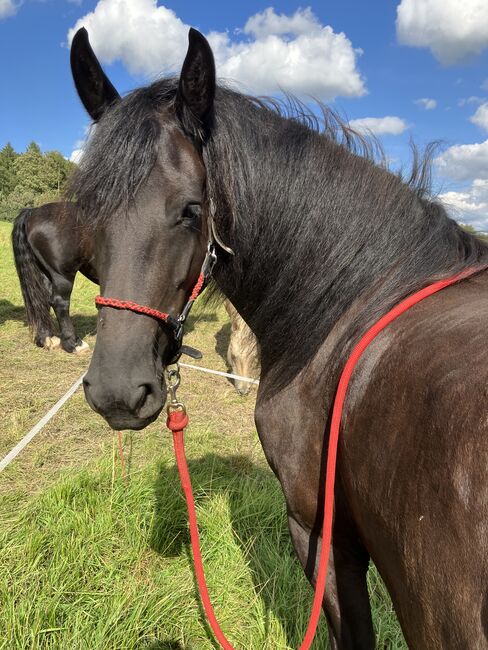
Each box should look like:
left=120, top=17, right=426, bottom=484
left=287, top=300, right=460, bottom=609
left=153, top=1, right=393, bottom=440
left=0, top=373, right=86, bottom=473
left=179, top=362, right=259, bottom=385
left=0, top=364, right=258, bottom=473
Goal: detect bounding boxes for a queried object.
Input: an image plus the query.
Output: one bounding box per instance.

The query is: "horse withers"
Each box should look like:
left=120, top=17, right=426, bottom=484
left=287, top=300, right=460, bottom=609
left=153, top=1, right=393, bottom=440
left=12, top=202, right=96, bottom=353
left=69, top=26, right=488, bottom=649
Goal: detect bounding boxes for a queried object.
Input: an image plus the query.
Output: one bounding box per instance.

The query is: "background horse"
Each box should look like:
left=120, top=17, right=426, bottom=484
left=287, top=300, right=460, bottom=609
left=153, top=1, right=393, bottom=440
left=224, top=298, right=260, bottom=395
left=69, top=27, right=488, bottom=649
left=12, top=202, right=96, bottom=353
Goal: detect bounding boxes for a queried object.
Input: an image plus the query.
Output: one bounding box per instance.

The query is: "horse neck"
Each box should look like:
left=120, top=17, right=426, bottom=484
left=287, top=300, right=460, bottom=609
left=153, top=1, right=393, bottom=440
left=206, top=97, right=488, bottom=388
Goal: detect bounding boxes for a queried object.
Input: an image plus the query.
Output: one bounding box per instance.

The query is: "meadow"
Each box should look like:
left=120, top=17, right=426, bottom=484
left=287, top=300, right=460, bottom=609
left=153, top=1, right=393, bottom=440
left=0, top=219, right=406, bottom=649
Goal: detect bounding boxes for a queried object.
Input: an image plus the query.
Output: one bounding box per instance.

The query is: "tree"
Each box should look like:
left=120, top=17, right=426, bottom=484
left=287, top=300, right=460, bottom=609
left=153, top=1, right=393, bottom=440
left=42, top=151, right=76, bottom=195
left=460, top=223, right=488, bottom=242
left=0, top=142, right=18, bottom=199
left=0, top=142, right=76, bottom=222
left=13, top=141, right=46, bottom=194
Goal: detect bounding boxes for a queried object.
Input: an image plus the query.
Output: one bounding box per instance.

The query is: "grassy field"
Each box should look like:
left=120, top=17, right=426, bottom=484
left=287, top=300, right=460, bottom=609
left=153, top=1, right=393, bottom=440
left=0, top=219, right=406, bottom=649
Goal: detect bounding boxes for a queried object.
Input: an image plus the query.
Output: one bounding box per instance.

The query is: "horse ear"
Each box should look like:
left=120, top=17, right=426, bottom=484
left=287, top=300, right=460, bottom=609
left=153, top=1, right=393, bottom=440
left=177, top=28, right=216, bottom=130
left=70, top=27, right=120, bottom=122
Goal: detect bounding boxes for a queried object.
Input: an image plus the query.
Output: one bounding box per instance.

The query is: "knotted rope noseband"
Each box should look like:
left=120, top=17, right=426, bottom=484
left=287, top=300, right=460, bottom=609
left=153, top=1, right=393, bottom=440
left=95, top=239, right=217, bottom=361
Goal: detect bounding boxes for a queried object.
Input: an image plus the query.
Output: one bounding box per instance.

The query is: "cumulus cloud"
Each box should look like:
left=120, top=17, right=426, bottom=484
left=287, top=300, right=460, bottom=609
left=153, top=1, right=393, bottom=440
left=439, top=179, right=488, bottom=230
left=435, top=139, right=488, bottom=181
left=348, top=116, right=408, bottom=136
left=470, top=103, right=488, bottom=131
left=243, top=6, right=319, bottom=39
left=67, top=1, right=366, bottom=99
left=415, top=97, right=436, bottom=110
left=396, top=0, right=488, bottom=65
left=0, top=0, right=18, bottom=19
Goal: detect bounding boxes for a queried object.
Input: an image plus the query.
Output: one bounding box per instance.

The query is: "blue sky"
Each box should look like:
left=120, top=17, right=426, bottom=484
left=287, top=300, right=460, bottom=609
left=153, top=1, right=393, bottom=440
left=2, top=0, right=488, bottom=227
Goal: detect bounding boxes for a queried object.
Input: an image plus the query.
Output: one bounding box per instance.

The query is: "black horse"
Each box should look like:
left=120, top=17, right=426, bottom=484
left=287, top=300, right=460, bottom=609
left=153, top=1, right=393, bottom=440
left=69, top=27, right=488, bottom=649
left=12, top=202, right=96, bottom=353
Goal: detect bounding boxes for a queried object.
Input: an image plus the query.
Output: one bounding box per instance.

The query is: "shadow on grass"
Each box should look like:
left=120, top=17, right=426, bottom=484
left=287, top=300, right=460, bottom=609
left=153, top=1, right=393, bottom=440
left=185, top=311, right=219, bottom=335
left=71, top=314, right=98, bottom=339
left=144, top=642, right=183, bottom=649
left=214, top=322, right=231, bottom=368
left=0, top=299, right=98, bottom=341
left=149, top=454, right=319, bottom=649
left=0, top=299, right=26, bottom=326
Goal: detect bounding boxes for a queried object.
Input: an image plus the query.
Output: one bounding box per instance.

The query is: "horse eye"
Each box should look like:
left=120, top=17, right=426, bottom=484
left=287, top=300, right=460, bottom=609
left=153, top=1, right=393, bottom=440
left=183, top=203, right=202, bottom=222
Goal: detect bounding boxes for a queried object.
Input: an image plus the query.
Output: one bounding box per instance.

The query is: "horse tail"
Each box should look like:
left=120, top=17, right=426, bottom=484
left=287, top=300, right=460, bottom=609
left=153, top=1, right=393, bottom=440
left=12, top=208, right=52, bottom=344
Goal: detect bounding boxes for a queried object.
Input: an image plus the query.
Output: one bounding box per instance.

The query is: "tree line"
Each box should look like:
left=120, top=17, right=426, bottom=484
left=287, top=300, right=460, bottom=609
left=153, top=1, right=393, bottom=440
left=0, top=142, right=75, bottom=222
left=1, top=140, right=487, bottom=242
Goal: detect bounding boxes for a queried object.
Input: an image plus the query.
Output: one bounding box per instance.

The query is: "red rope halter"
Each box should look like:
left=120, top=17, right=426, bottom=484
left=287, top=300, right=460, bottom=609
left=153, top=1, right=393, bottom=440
left=95, top=296, right=171, bottom=323
left=167, top=267, right=482, bottom=650
left=95, top=272, right=206, bottom=326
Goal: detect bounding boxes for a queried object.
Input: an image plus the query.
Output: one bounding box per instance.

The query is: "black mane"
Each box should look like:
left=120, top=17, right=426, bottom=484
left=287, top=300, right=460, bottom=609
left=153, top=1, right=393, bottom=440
left=69, top=78, right=488, bottom=391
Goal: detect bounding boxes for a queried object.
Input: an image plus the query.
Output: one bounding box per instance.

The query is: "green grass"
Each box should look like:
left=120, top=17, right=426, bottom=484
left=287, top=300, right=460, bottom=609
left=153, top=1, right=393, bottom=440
left=0, top=220, right=406, bottom=648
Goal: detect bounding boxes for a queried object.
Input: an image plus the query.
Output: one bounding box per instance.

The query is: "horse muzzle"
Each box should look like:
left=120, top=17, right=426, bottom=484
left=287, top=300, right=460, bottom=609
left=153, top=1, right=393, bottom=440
left=83, top=364, right=165, bottom=430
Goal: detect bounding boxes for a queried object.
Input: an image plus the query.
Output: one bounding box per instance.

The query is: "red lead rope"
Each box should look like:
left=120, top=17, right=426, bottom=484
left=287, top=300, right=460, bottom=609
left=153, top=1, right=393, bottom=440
left=167, top=268, right=479, bottom=649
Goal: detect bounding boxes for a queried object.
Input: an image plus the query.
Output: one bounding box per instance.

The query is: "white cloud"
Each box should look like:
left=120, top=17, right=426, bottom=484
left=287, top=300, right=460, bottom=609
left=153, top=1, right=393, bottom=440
left=67, top=0, right=189, bottom=75
left=70, top=148, right=83, bottom=163
left=69, top=125, right=94, bottom=164
left=458, top=96, right=486, bottom=107
left=348, top=116, right=408, bottom=136
left=415, top=97, right=436, bottom=110
left=0, top=0, right=18, bottom=19
left=439, top=179, right=488, bottom=230
left=243, top=6, right=320, bottom=39
left=396, top=0, right=488, bottom=65
left=436, top=139, right=488, bottom=181
left=470, top=103, right=488, bottom=131
left=67, top=1, right=366, bottom=100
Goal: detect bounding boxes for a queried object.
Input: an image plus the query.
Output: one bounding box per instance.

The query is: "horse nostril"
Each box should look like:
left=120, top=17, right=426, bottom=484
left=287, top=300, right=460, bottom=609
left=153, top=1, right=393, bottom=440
left=82, top=376, right=110, bottom=417
left=133, top=382, right=162, bottom=419
left=132, top=384, right=150, bottom=413
left=83, top=377, right=92, bottom=402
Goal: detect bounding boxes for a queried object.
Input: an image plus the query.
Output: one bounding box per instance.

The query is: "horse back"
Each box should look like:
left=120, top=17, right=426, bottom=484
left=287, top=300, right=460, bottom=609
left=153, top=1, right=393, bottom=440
left=24, top=202, right=97, bottom=281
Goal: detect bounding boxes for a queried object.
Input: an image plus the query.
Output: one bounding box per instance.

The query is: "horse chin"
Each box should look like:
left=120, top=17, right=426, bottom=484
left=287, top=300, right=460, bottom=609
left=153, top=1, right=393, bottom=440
left=104, top=407, right=163, bottom=432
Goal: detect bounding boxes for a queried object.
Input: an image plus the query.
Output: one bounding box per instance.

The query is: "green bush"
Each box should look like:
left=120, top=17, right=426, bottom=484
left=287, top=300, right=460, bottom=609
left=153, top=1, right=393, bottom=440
left=0, top=142, right=75, bottom=222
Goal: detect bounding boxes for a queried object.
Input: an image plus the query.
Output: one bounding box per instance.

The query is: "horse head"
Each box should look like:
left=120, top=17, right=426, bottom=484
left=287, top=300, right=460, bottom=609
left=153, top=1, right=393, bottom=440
left=71, top=27, right=216, bottom=430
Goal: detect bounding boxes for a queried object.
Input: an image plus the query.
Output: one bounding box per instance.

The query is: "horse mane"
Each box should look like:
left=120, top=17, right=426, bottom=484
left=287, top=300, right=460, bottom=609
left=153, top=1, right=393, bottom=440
left=68, top=78, right=488, bottom=391
left=68, top=78, right=432, bottom=225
